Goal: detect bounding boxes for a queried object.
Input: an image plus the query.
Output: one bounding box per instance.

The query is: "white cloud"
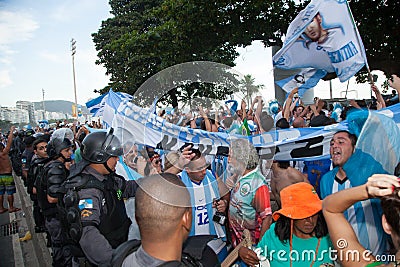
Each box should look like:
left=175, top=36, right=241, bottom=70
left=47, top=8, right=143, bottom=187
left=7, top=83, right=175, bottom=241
left=0, top=10, right=39, bottom=45
left=50, top=0, right=106, bottom=22
left=0, top=70, right=13, bottom=88
left=0, top=9, right=39, bottom=85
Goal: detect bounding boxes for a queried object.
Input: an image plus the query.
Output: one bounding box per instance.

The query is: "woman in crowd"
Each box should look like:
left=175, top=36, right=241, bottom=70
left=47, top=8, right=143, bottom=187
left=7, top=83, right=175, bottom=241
left=239, top=182, right=334, bottom=267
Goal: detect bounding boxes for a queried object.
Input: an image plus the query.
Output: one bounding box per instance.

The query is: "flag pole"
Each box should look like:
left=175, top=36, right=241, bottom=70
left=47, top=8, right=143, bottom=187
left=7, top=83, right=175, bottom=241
left=345, top=0, right=374, bottom=84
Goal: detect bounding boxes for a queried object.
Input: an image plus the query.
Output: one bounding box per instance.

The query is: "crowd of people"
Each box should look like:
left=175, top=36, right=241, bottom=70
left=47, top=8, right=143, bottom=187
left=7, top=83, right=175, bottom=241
left=0, top=74, right=399, bottom=267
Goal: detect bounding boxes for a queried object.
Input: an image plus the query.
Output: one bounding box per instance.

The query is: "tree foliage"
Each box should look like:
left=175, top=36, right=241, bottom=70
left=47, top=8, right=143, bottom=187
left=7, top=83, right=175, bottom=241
left=92, top=0, right=298, bottom=106
left=92, top=0, right=400, bottom=103
left=349, top=0, right=400, bottom=82
left=239, top=74, right=263, bottom=107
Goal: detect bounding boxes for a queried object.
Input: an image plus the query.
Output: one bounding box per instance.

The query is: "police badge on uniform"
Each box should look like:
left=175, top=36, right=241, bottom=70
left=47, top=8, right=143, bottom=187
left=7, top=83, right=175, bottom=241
left=78, top=199, right=93, bottom=209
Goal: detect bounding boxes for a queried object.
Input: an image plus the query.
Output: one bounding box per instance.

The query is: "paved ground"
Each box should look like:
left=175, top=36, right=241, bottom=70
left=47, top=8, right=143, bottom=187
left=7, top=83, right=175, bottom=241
left=0, top=173, right=52, bottom=267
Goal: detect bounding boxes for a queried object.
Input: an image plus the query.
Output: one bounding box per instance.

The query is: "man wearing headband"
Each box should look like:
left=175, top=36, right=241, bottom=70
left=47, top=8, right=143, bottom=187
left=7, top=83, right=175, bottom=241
left=239, top=183, right=333, bottom=267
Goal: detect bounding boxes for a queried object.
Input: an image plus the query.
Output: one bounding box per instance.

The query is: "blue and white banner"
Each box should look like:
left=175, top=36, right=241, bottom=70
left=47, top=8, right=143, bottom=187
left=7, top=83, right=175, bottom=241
left=85, top=94, right=106, bottom=115
left=276, top=68, right=327, bottom=97
left=85, top=89, right=133, bottom=117
left=97, top=90, right=400, bottom=168
left=273, top=0, right=367, bottom=82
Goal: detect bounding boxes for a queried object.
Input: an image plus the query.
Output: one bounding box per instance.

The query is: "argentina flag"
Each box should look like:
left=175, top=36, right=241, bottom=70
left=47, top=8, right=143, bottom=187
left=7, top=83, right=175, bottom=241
left=343, top=110, right=400, bottom=187
left=275, top=68, right=327, bottom=97
left=273, top=0, right=367, bottom=82
left=85, top=89, right=133, bottom=117
left=97, top=90, right=400, bottom=163
left=85, top=94, right=106, bottom=115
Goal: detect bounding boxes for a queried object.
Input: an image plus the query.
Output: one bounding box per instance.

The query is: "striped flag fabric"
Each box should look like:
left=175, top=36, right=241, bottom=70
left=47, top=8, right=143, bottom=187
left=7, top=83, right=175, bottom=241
left=273, top=0, right=367, bottom=82
left=275, top=68, right=327, bottom=97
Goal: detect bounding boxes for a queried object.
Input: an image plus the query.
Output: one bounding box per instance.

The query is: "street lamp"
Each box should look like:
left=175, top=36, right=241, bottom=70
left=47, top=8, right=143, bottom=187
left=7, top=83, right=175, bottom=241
left=71, top=38, right=78, bottom=119
left=42, top=88, right=46, bottom=120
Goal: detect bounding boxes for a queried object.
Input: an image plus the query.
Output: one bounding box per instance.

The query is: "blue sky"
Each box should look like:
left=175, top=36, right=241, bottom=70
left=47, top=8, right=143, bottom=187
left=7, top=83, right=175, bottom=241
left=0, top=0, right=111, bottom=107
left=0, top=0, right=377, bottom=109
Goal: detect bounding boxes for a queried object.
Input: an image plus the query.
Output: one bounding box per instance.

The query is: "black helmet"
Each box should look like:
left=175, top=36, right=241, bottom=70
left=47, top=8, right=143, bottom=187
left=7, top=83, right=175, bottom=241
left=47, top=138, right=73, bottom=159
left=81, top=128, right=123, bottom=164
left=25, top=129, right=35, bottom=137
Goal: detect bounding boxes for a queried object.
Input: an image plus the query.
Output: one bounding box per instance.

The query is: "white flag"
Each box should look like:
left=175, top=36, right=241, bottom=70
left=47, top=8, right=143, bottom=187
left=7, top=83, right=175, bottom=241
left=273, top=0, right=367, bottom=82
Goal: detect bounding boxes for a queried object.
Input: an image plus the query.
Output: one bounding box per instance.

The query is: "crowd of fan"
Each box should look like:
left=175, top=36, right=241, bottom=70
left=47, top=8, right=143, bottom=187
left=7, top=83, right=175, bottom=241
left=0, top=75, right=398, bottom=267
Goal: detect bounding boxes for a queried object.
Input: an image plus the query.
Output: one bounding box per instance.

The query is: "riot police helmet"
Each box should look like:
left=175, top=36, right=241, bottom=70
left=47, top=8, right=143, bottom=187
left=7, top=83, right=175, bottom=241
left=25, top=129, right=35, bottom=137
left=81, top=128, right=123, bottom=164
left=47, top=137, right=73, bottom=159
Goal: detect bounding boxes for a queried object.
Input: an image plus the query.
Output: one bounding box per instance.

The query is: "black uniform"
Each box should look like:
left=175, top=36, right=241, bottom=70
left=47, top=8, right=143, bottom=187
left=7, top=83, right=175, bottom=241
left=63, top=160, right=137, bottom=266
left=27, top=156, right=50, bottom=232
left=36, top=159, right=72, bottom=267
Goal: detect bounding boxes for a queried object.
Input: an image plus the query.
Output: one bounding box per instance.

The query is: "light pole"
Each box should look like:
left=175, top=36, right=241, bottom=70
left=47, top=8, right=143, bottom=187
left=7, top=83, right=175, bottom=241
left=42, top=88, right=46, bottom=120
left=71, top=38, right=78, bottom=119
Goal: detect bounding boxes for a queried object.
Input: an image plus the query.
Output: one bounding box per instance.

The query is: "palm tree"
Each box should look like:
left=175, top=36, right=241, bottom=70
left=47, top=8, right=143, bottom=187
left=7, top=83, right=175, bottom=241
left=239, top=74, right=264, bottom=107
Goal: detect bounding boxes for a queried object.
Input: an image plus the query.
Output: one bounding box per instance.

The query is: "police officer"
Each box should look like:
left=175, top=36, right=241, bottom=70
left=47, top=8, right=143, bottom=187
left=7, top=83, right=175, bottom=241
left=63, top=128, right=137, bottom=266
left=28, top=138, right=50, bottom=233
left=21, top=133, right=36, bottom=189
left=9, top=129, right=25, bottom=177
left=36, top=132, right=74, bottom=267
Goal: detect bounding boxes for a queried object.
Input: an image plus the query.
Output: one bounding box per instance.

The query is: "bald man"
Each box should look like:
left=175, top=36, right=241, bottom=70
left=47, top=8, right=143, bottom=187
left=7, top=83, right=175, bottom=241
left=122, top=173, right=192, bottom=267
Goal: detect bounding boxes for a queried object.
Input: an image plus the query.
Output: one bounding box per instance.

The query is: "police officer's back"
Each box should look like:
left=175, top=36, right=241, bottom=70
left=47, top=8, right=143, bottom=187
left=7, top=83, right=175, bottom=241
left=63, top=128, right=137, bottom=266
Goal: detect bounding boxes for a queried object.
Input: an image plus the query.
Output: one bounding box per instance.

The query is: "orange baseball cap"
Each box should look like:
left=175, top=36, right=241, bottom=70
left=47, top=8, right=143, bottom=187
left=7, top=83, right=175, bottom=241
left=272, top=182, right=322, bottom=221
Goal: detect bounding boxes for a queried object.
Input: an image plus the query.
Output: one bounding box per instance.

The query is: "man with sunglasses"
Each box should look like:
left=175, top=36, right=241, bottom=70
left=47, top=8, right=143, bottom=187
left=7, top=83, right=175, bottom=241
left=61, top=128, right=138, bottom=266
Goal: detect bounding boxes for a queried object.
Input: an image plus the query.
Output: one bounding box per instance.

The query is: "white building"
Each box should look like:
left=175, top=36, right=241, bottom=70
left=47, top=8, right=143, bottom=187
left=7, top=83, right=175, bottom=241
left=0, top=107, right=29, bottom=123
left=16, top=101, right=35, bottom=124
left=34, top=110, right=69, bottom=121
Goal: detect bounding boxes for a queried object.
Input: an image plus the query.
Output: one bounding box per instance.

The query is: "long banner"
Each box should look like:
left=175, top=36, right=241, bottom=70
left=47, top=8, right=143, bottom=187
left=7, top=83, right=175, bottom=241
left=100, top=90, right=400, bottom=165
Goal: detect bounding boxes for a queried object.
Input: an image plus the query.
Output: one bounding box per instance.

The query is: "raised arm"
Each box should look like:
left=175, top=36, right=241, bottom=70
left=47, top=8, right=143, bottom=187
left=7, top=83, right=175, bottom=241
left=323, top=174, right=399, bottom=267
left=283, top=88, right=298, bottom=121
left=4, top=126, right=16, bottom=154
left=198, top=106, right=211, bottom=132
left=371, top=84, right=386, bottom=110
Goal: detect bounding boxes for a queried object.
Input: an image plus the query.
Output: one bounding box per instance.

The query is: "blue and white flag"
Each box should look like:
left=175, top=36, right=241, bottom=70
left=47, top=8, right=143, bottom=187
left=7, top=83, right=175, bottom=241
left=97, top=90, right=400, bottom=164
left=86, top=94, right=106, bottom=114
left=148, top=97, right=158, bottom=115
left=85, top=89, right=133, bottom=117
left=276, top=68, right=327, bottom=97
left=273, top=0, right=367, bottom=82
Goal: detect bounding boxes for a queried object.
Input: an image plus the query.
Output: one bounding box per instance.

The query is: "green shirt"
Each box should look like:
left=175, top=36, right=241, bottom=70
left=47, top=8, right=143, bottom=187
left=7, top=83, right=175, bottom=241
left=256, top=223, right=334, bottom=267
